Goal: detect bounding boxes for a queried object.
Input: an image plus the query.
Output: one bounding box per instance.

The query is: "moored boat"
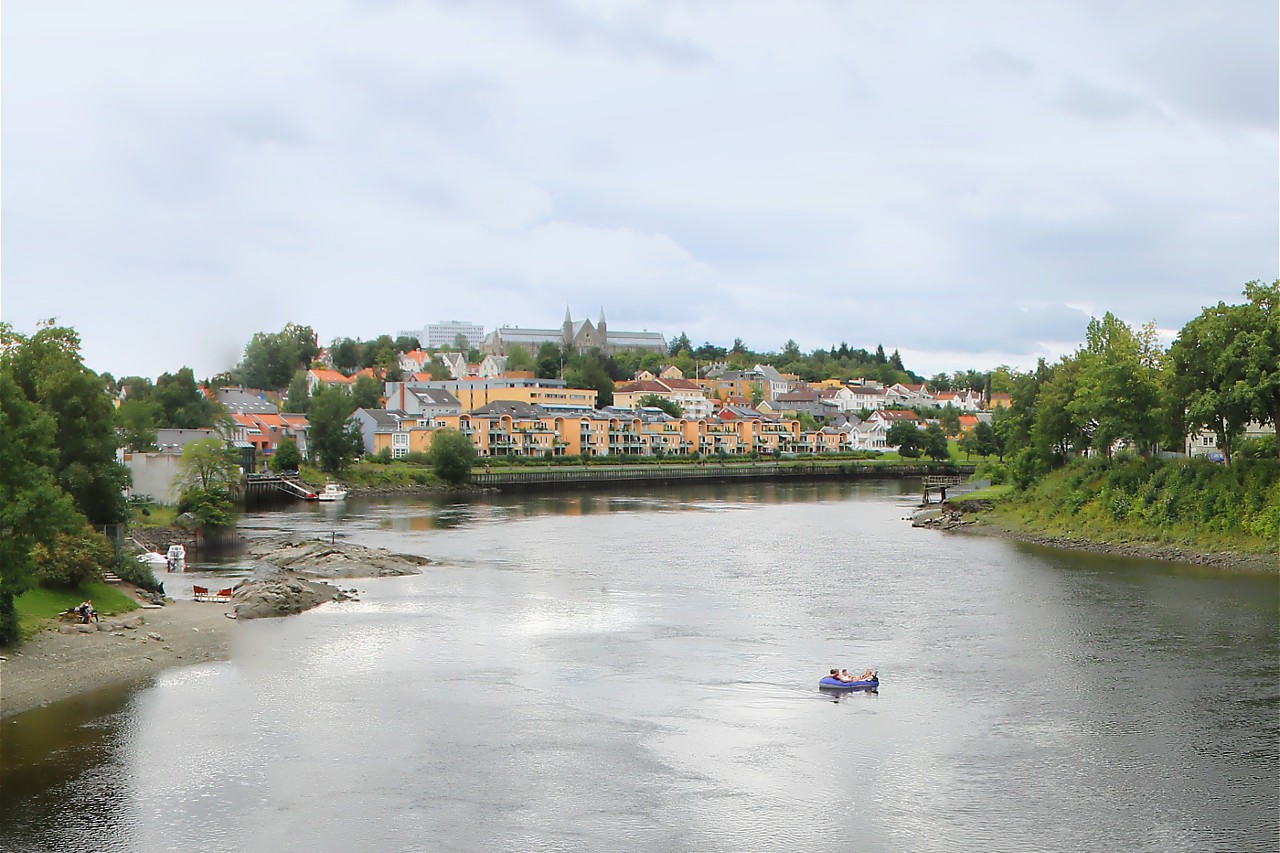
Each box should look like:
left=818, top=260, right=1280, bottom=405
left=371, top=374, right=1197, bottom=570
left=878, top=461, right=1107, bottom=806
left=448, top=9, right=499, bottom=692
left=316, top=482, right=348, bottom=502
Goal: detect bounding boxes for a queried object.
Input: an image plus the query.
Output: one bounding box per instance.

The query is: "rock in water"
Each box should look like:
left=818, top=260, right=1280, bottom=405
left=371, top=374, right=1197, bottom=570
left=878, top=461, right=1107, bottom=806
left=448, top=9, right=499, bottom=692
left=244, top=537, right=431, bottom=579
left=231, top=575, right=343, bottom=620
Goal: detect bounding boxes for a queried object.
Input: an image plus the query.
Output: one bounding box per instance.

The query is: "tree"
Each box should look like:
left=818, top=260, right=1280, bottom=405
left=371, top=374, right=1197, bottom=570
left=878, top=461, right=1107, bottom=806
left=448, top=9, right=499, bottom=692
left=535, top=343, right=562, bottom=379
left=273, top=436, right=302, bottom=472
left=796, top=412, right=820, bottom=432
left=973, top=421, right=1001, bottom=458
left=429, top=429, right=477, bottom=485
left=1240, top=280, right=1280, bottom=460
left=0, top=323, right=129, bottom=525
left=285, top=370, right=311, bottom=414
left=874, top=344, right=887, bottom=364
left=886, top=421, right=924, bottom=458
left=1070, top=313, right=1163, bottom=457
left=669, top=332, right=692, bottom=355
left=0, top=367, right=82, bottom=644
left=505, top=346, right=534, bottom=372
left=889, top=349, right=905, bottom=371
left=565, top=355, right=614, bottom=408
left=175, top=438, right=241, bottom=494
left=938, top=405, right=961, bottom=436
left=178, top=485, right=237, bottom=529
left=352, top=373, right=383, bottom=410
left=1169, top=300, right=1254, bottom=463
left=330, top=338, right=361, bottom=374
left=237, top=323, right=320, bottom=389
left=636, top=394, right=682, bottom=418
left=923, top=423, right=950, bottom=461
left=453, top=333, right=470, bottom=351
left=154, top=367, right=218, bottom=428
left=308, top=385, right=364, bottom=473
left=116, top=399, right=159, bottom=451
left=958, top=428, right=981, bottom=460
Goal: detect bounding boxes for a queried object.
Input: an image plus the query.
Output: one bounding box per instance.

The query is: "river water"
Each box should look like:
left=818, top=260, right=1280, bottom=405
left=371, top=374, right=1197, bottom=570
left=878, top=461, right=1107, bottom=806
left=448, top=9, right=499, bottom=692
left=2, top=481, right=1277, bottom=852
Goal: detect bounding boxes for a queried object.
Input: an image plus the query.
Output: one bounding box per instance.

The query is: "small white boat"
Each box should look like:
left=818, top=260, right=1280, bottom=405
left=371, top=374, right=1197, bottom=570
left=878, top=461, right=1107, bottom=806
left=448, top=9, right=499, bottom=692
left=136, top=551, right=168, bottom=566
left=316, top=482, right=348, bottom=502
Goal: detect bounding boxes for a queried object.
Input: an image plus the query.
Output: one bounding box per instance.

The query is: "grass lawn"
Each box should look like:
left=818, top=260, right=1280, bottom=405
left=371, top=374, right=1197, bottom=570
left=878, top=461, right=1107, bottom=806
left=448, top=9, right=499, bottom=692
left=131, top=503, right=178, bottom=528
left=15, top=582, right=140, bottom=638
left=949, top=483, right=1014, bottom=502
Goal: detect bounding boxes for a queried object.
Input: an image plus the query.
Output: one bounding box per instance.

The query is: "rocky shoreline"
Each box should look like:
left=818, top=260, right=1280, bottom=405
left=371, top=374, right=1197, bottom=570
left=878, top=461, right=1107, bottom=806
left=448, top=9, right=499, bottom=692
left=1, top=537, right=437, bottom=718
left=913, top=502, right=1278, bottom=572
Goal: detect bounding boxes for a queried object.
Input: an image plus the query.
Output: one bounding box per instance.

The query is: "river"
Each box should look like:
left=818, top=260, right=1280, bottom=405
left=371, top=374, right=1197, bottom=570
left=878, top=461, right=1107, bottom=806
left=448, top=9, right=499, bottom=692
left=2, top=481, right=1277, bottom=852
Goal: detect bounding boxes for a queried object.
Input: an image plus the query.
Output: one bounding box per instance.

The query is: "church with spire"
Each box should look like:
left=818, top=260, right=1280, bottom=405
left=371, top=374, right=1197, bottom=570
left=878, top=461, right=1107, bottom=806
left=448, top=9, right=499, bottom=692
left=482, top=306, right=668, bottom=356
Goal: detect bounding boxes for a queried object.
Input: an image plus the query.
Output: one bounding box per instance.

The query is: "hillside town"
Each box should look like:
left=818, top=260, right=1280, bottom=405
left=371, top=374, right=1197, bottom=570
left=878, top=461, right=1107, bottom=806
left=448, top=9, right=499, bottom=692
left=113, top=307, right=1264, bottom=503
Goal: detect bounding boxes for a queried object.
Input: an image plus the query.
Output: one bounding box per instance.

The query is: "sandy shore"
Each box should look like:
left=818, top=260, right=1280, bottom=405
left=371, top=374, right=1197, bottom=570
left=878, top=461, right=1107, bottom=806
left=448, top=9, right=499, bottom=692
left=0, top=599, right=237, bottom=720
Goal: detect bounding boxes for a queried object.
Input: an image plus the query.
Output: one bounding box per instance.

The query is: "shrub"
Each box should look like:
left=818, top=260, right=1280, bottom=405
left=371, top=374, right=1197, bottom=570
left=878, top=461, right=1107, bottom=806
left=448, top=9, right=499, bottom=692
left=31, top=527, right=113, bottom=589
left=178, top=485, right=237, bottom=529
left=110, top=545, right=162, bottom=592
left=427, top=429, right=477, bottom=485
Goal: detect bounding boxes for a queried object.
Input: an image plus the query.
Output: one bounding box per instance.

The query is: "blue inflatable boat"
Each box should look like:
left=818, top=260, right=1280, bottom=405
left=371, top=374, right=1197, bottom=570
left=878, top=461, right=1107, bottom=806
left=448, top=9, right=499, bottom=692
left=819, top=675, right=878, bottom=690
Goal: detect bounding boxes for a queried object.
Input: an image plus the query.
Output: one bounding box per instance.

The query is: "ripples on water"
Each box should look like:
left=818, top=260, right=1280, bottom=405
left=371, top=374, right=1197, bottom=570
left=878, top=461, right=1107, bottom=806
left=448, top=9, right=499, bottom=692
left=3, top=481, right=1277, bottom=852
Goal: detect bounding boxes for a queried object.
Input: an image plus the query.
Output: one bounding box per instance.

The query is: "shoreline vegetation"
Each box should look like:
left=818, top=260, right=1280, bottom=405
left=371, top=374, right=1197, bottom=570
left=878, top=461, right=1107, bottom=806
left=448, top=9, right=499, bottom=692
left=916, top=456, right=1279, bottom=573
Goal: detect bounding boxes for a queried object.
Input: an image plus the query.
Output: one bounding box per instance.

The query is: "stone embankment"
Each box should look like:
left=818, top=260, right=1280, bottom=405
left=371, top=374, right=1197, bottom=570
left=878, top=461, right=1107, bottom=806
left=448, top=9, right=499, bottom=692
left=230, top=574, right=357, bottom=620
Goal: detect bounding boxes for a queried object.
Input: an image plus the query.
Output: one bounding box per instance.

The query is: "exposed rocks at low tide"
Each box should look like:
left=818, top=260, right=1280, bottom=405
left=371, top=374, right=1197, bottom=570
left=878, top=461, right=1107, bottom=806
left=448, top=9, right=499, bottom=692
left=230, top=575, right=354, bottom=620
left=245, top=536, right=432, bottom=579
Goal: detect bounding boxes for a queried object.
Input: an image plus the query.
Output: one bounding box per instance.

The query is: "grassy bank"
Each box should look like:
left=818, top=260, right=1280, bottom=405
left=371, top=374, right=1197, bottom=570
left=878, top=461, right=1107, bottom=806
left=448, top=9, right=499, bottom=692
left=15, top=583, right=140, bottom=639
left=988, top=456, right=1280, bottom=557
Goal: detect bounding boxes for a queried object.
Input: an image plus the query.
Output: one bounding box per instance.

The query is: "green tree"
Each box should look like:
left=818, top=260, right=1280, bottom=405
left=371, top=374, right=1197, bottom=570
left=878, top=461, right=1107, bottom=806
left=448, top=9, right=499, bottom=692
left=1169, top=300, right=1254, bottom=463
left=154, top=367, right=218, bottom=428
left=0, top=323, right=129, bottom=525
left=285, top=370, right=310, bottom=414
left=938, top=405, right=961, bottom=435
left=886, top=421, right=924, bottom=458
left=237, top=323, right=320, bottom=389
left=796, top=412, right=820, bottom=432
left=330, top=338, right=361, bottom=374
left=505, top=346, right=534, bottom=372
left=428, top=428, right=477, bottom=485
left=636, top=394, right=683, bottom=418
left=0, top=367, right=82, bottom=643
left=1071, top=314, right=1163, bottom=457
left=308, top=385, right=364, bottom=473
left=958, top=428, right=980, bottom=460
left=352, top=373, right=383, bottom=410
left=973, top=421, right=1001, bottom=458
left=273, top=436, right=302, bottom=472
left=116, top=399, right=159, bottom=451
left=1240, top=280, right=1280, bottom=460
left=923, top=423, right=950, bottom=461
left=565, top=355, right=614, bottom=408
left=175, top=438, right=242, bottom=494
left=535, top=343, right=562, bottom=379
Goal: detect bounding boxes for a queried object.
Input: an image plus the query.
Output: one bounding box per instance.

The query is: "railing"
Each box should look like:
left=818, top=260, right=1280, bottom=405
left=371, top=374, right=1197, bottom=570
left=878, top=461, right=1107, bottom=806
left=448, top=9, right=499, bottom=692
left=473, top=462, right=974, bottom=488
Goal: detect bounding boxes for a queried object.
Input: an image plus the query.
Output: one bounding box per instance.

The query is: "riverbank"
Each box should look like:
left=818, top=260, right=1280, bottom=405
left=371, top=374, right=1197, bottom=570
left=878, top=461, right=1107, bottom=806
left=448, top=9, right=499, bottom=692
left=915, top=502, right=1278, bottom=572
left=0, top=600, right=236, bottom=720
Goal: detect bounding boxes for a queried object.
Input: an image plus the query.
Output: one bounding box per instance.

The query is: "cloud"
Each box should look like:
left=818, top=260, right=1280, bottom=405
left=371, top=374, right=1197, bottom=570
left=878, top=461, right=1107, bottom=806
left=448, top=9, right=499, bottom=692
left=1, top=0, right=1275, bottom=381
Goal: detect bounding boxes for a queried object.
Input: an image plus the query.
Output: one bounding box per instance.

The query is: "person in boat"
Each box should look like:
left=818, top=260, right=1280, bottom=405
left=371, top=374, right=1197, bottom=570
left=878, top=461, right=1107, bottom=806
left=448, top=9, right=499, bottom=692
left=839, top=669, right=855, bottom=682
left=858, top=668, right=875, bottom=682
left=829, top=669, right=843, bottom=681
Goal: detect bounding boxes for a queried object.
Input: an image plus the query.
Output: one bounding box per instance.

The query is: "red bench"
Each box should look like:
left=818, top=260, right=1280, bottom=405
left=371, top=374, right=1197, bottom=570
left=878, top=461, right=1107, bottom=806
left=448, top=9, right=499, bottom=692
left=193, top=585, right=234, bottom=603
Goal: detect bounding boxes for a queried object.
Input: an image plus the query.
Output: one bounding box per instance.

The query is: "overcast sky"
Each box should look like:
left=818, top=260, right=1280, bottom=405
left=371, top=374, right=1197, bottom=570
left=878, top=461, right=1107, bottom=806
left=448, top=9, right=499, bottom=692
left=2, top=0, right=1276, bottom=380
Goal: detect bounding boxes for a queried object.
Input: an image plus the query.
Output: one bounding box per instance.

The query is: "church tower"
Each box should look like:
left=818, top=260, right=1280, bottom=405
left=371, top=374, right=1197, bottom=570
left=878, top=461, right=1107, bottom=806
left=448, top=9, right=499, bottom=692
left=597, top=306, right=608, bottom=350
left=562, top=305, right=573, bottom=348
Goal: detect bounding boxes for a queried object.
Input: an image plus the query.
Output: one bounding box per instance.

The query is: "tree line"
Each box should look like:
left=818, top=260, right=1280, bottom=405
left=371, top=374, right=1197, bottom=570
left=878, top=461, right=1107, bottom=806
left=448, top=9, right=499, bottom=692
left=991, top=281, right=1278, bottom=486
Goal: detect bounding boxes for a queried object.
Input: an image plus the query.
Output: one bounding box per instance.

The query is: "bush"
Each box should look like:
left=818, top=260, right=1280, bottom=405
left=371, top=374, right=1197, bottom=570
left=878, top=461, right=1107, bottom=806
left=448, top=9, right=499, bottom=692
left=31, top=528, right=113, bottom=589
left=974, top=460, right=1011, bottom=485
left=178, top=485, right=237, bottom=529
left=110, top=545, right=162, bottom=592
left=0, top=592, right=18, bottom=647
left=427, top=429, right=477, bottom=485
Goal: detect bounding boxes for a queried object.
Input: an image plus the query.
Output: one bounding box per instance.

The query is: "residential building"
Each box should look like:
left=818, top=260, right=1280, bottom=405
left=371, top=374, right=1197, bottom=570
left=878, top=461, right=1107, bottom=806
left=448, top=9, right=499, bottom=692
left=613, top=377, right=714, bottom=420
left=885, top=383, right=935, bottom=409
left=119, top=428, right=225, bottom=504
left=217, top=387, right=278, bottom=415
left=307, top=368, right=356, bottom=395
left=383, top=385, right=462, bottom=419
left=387, top=378, right=597, bottom=412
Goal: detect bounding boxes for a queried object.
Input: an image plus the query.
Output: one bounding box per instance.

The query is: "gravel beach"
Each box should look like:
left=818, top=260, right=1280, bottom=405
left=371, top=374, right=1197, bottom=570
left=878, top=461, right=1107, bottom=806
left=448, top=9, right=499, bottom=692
left=0, top=600, right=237, bottom=720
